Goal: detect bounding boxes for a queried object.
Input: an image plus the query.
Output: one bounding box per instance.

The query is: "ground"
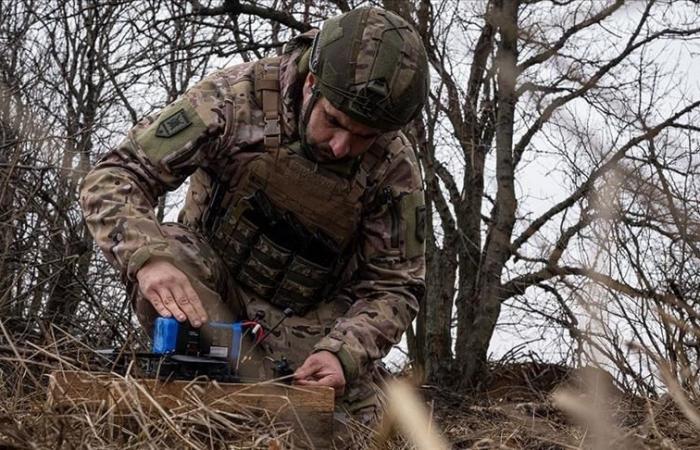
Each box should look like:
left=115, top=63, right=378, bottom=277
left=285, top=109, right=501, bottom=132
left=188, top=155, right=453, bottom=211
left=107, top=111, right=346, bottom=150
left=407, top=362, right=700, bottom=450
left=0, top=349, right=698, bottom=449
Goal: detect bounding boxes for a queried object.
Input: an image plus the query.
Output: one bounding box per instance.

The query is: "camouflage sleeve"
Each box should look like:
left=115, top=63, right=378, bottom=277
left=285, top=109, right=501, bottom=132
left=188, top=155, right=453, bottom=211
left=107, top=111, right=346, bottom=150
left=79, top=70, right=238, bottom=279
left=313, top=144, right=426, bottom=382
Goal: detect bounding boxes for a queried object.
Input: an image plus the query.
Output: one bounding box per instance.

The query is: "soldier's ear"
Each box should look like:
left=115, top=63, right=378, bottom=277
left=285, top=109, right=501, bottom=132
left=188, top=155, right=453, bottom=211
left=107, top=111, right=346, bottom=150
left=304, top=72, right=316, bottom=96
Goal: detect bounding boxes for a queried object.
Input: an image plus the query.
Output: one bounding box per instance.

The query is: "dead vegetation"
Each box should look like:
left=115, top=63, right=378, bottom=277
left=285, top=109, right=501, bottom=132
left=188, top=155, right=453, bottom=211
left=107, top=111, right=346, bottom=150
left=1, top=329, right=699, bottom=450
left=0, top=340, right=304, bottom=449
left=422, top=362, right=700, bottom=450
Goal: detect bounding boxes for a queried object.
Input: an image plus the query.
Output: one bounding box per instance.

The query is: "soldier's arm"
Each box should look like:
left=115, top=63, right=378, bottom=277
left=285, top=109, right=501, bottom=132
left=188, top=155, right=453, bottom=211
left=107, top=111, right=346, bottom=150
left=79, top=73, right=233, bottom=281
left=313, top=143, right=426, bottom=382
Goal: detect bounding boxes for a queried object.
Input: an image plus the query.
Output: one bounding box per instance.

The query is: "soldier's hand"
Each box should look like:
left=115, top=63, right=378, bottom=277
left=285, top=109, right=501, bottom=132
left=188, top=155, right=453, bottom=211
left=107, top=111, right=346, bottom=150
left=294, top=351, right=346, bottom=396
left=136, top=259, right=208, bottom=328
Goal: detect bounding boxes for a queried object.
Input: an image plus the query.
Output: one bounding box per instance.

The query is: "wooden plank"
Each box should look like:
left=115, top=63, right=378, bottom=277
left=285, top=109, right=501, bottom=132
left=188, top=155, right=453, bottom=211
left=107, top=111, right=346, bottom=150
left=48, top=370, right=334, bottom=448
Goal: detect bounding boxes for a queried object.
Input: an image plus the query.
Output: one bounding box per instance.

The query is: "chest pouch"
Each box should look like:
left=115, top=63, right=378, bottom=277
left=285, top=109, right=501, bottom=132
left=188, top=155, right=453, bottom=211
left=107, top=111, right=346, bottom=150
left=207, top=148, right=366, bottom=314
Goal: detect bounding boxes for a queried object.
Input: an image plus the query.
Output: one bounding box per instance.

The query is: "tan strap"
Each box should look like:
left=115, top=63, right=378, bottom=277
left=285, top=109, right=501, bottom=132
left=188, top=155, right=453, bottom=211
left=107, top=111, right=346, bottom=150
left=254, top=57, right=282, bottom=150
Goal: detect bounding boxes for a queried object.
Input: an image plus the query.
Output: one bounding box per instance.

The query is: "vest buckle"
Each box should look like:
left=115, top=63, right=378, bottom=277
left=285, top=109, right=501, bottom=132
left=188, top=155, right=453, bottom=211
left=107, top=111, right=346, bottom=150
left=264, top=118, right=280, bottom=138
left=263, top=118, right=281, bottom=149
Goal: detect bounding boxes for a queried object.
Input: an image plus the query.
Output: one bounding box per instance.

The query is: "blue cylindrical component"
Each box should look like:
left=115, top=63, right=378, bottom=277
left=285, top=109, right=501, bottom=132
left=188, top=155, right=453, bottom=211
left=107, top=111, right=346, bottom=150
left=230, top=322, right=243, bottom=362
left=152, top=317, right=179, bottom=354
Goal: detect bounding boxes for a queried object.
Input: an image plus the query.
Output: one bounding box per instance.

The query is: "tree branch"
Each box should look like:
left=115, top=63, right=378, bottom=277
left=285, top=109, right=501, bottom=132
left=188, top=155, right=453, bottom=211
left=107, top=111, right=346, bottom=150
left=188, top=0, right=312, bottom=32
left=511, top=99, right=700, bottom=252
left=517, top=0, right=624, bottom=72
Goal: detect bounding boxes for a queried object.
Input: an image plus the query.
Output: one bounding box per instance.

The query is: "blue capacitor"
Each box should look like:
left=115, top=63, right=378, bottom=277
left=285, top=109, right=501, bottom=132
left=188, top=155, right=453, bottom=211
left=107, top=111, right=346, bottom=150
left=152, top=316, right=179, bottom=354
left=230, top=322, right=243, bottom=362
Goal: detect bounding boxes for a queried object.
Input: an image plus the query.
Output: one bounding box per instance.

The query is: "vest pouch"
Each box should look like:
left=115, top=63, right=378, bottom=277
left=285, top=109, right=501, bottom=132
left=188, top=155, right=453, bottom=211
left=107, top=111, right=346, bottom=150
left=270, top=255, right=331, bottom=314
left=288, top=254, right=331, bottom=281
left=219, top=214, right=260, bottom=273
left=237, top=234, right=292, bottom=299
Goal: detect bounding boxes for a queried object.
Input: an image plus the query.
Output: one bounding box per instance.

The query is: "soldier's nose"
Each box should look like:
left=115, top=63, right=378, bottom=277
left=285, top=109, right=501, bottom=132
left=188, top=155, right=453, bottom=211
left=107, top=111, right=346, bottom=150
left=330, top=133, right=352, bottom=159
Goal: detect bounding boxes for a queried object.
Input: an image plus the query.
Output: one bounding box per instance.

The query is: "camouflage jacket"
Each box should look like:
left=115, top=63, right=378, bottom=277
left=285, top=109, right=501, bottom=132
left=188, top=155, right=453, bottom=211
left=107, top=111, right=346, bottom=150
left=80, top=32, right=426, bottom=382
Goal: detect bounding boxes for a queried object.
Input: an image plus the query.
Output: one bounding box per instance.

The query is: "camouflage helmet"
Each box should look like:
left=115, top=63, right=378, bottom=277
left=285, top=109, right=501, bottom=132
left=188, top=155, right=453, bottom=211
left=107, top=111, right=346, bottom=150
left=308, top=7, right=429, bottom=130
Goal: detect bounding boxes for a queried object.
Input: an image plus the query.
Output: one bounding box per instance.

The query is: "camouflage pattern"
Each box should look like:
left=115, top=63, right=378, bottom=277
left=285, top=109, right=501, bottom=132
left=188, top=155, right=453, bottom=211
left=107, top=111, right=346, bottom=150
left=310, top=7, right=430, bottom=130
left=128, top=223, right=387, bottom=447
left=79, top=15, right=426, bottom=436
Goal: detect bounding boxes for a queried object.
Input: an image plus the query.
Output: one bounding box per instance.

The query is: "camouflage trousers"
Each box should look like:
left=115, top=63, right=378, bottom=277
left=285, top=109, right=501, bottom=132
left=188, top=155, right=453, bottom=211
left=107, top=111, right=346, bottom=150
left=132, top=222, right=383, bottom=447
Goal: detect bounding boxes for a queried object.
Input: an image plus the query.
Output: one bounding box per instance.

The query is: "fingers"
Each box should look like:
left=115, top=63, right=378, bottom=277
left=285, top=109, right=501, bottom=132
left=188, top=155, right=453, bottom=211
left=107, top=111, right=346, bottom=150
left=137, top=260, right=207, bottom=327
left=294, top=357, right=321, bottom=380
left=142, top=289, right=172, bottom=319
left=157, top=288, right=188, bottom=322
left=144, top=287, right=206, bottom=327
left=171, top=283, right=206, bottom=327
left=295, top=374, right=334, bottom=385
left=138, top=284, right=184, bottom=321
left=293, top=353, right=346, bottom=396
left=295, top=373, right=345, bottom=396
left=183, top=281, right=208, bottom=324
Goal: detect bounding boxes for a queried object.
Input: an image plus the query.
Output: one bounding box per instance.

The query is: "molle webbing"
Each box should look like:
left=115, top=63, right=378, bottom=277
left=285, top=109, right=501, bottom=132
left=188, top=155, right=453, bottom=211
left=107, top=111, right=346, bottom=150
left=211, top=191, right=338, bottom=314
left=207, top=139, right=392, bottom=312
left=255, top=57, right=282, bottom=150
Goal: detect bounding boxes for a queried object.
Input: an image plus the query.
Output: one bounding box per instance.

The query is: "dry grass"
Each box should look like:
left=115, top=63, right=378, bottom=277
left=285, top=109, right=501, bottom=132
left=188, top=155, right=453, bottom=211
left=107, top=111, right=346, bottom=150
left=1, top=330, right=699, bottom=450
left=0, top=372, right=299, bottom=449
left=418, top=362, right=700, bottom=450
left=0, top=330, right=316, bottom=449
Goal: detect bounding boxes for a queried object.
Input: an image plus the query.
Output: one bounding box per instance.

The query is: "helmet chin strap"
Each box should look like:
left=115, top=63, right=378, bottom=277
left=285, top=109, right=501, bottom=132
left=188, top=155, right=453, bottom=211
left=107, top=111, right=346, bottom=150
left=298, top=84, right=321, bottom=162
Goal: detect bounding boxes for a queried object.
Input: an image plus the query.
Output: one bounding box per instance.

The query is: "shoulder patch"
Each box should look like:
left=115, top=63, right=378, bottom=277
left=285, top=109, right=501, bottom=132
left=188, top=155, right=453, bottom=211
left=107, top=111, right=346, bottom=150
left=401, top=190, right=426, bottom=259
left=155, top=109, right=192, bottom=138
left=135, top=98, right=208, bottom=163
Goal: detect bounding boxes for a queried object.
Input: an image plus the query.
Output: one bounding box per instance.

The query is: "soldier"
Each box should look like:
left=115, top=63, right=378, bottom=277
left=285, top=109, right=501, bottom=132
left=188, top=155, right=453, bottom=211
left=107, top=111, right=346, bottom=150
left=80, top=6, right=428, bottom=446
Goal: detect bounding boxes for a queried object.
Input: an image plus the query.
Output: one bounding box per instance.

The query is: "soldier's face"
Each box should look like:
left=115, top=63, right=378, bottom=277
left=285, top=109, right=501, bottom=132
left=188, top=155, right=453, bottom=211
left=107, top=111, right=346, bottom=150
left=302, top=74, right=382, bottom=162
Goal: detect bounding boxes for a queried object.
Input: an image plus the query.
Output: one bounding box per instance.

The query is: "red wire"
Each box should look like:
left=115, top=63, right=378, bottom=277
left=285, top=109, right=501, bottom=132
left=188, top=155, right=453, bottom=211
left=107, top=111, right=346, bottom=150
left=240, top=321, right=265, bottom=343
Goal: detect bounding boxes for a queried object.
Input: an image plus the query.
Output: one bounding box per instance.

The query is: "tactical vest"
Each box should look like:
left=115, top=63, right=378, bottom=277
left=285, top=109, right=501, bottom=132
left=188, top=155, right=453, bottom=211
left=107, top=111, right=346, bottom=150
left=204, top=56, right=380, bottom=315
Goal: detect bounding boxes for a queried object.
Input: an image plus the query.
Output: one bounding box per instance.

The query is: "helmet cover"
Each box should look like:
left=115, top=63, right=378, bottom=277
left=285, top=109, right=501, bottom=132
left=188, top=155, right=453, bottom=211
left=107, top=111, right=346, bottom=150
left=309, top=7, right=430, bottom=130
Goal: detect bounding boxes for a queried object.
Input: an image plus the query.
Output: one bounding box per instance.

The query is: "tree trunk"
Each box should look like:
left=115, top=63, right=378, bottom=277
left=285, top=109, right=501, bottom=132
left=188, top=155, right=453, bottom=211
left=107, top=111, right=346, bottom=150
left=457, top=0, right=519, bottom=387
left=0, top=119, right=18, bottom=313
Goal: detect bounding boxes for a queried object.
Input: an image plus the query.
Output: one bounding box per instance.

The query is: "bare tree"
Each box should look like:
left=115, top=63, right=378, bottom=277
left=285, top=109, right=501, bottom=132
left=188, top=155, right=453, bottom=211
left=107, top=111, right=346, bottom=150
left=381, top=0, right=700, bottom=387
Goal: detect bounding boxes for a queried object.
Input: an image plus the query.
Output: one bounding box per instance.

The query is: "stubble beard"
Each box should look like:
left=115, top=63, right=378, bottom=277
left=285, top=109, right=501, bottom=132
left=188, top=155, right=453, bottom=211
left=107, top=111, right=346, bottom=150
left=305, top=133, right=335, bottom=162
